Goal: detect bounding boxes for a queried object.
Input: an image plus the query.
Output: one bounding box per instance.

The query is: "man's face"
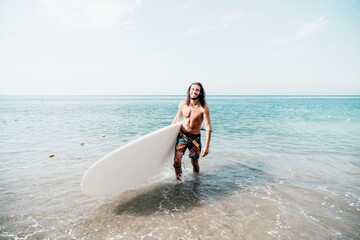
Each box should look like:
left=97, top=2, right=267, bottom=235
left=190, top=84, right=201, bottom=100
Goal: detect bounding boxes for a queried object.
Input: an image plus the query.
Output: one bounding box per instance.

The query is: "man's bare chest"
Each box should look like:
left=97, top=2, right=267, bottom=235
left=182, top=106, right=203, bottom=119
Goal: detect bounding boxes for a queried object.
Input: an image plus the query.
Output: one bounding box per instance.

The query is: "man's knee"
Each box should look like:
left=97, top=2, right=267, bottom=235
left=174, top=152, right=183, bottom=162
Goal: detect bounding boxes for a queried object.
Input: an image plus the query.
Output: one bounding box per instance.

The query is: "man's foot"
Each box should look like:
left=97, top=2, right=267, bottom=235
left=176, top=175, right=182, bottom=182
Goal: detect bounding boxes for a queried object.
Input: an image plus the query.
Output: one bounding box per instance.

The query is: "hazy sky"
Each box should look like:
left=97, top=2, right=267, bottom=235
left=0, top=0, right=359, bottom=95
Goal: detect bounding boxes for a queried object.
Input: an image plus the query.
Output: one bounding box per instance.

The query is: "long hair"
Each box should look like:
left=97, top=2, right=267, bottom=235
left=185, top=82, right=207, bottom=107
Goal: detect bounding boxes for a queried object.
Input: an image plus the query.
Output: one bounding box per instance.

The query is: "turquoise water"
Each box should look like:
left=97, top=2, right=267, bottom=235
left=1, top=96, right=359, bottom=239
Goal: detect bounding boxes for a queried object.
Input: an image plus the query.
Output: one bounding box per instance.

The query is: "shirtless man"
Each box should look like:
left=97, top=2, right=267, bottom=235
left=172, top=82, right=212, bottom=181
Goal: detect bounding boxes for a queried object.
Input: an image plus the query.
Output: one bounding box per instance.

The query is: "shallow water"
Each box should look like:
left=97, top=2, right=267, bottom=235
left=0, top=96, right=359, bottom=239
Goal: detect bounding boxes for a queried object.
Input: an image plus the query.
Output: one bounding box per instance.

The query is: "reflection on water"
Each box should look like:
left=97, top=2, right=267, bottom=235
left=115, top=162, right=266, bottom=216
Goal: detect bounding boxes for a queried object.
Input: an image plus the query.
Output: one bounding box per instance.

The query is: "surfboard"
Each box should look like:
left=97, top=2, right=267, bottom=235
left=81, top=122, right=182, bottom=195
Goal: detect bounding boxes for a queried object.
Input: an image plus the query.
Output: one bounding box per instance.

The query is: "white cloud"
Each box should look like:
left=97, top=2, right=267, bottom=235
left=186, top=24, right=211, bottom=35
left=222, top=10, right=243, bottom=21
left=131, top=51, right=172, bottom=66
left=274, top=44, right=311, bottom=56
left=157, top=51, right=171, bottom=59
left=119, top=21, right=135, bottom=31
left=179, top=2, right=193, bottom=8
left=40, top=0, right=142, bottom=29
left=269, top=17, right=327, bottom=56
left=185, top=10, right=241, bottom=36
left=296, top=16, right=326, bottom=38
left=275, top=17, right=327, bottom=44
left=186, top=23, right=228, bottom=36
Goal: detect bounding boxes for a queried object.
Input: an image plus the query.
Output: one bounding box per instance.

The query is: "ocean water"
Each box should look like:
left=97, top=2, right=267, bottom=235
left=0, top=95, right=359, bottom=239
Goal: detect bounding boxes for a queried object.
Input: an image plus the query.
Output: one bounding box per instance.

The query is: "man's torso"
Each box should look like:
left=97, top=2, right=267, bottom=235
left=181, top=103, right=204, bottom=134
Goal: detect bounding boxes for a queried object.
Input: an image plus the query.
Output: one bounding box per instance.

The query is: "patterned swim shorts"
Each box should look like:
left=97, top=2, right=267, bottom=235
left=175, top=128, right=201, bottom=160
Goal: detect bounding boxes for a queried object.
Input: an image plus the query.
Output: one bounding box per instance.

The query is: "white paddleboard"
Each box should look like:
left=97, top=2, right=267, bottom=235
left=81, top=122, right=182, bottom=195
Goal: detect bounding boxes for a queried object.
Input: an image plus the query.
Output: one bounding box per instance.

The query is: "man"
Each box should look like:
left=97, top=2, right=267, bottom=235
left=172, top=82, right=212, bottom=181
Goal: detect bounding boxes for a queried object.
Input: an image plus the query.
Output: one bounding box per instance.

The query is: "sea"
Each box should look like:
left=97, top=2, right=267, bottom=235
left=0, top=95, right=359, bottom=240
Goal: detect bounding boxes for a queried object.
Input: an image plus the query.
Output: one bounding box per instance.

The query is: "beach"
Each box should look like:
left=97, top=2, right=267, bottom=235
left=1, top=96, right=359, bottom=239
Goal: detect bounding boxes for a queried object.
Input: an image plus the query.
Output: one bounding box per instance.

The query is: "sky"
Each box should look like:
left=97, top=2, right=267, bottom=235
left=0, top=0, right=359, bottom=95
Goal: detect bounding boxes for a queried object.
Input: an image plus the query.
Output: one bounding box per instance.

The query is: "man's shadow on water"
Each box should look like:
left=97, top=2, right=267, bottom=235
left=114, top=162, right=267, bottom=216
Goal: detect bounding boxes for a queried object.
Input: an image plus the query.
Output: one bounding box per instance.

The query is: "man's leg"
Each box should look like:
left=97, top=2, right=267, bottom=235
left=174, top=151, right=183, bottom=181
left=189, top=136, right=201, bottom=174
left=191, top=158, right=200, bottom=173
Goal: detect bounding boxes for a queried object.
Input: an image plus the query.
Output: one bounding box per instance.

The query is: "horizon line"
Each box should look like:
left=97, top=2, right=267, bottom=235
left=0, top=94, right=359, bottom=97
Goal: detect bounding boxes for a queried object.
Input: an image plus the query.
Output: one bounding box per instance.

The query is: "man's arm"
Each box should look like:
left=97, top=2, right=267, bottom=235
left=201, top=105, right=212, bottom=157
left=172, top=101, right=184, bottom=124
